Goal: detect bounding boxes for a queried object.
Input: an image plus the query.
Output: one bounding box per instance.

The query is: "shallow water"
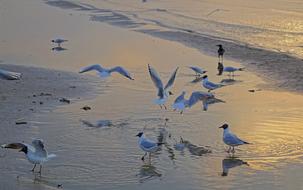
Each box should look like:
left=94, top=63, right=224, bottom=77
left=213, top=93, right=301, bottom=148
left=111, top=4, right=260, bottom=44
left=1, top=0, right=303, bottom=189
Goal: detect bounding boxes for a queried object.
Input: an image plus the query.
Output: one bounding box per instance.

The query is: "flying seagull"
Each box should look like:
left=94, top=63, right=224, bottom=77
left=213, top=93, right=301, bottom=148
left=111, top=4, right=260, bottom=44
left=136, top=132, right=162, bottom=161
left=201, top=75, right=225, bottom=92
left=148, top=64, right=178, bottom=109
left=219, top=124, right=250, bottom=153
left=1, top=139, right=56, bottom=174
left=79, top=64, right=134, bottom=80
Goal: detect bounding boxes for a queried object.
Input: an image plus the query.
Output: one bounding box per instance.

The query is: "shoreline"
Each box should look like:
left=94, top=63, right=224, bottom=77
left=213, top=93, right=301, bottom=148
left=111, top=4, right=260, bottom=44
left=0, top=64, right=96, bottom=143
left=45, top=0, right=303, bottom=93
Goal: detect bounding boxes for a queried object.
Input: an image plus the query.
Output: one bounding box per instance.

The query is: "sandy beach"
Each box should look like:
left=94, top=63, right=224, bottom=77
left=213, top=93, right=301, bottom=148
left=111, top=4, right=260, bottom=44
left=1, top=0, right=303, bottom=189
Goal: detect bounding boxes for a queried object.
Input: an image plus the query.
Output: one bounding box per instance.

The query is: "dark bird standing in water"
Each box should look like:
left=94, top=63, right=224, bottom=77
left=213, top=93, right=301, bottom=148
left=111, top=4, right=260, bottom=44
left=217, top=44, right=225, bottom=63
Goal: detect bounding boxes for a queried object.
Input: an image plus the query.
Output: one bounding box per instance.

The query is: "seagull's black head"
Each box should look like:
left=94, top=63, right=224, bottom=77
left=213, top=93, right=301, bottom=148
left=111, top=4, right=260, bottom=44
left=219, top=123, right=229, bottom=129
left=202, top=75, right=208, bottom=79
left=51, top=40, right=55, bottom=43
left=168, top=91, right=173, bottom=95
left=217, top=44, right=222, bottom=48
left=19, top=146, right=28, bottom=154
left=136, top=132, right=144, bottom=137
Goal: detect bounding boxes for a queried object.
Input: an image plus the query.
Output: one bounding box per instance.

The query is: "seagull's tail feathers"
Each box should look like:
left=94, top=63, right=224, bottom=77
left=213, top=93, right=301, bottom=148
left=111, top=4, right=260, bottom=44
left=157, top=142, right=164, bottom=146
left=243, top=141, right=250, bottom=144
left=238, top=67, right=245, bottom=71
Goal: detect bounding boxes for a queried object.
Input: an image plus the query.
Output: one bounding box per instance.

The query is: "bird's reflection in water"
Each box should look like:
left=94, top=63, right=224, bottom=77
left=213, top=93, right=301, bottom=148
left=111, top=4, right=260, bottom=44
left=138, top=164, right=162, bottom=183
left=174, top=137, right=211, bottom=156
left=221, top=157, right=249, bottom=176
left=51, top=46, right=67, bottom=52
left=158, top=127, right=175, bottom=161
left=220, top=78, right=242, bottom=86
left=202, top=97, right=225, bottom=111
left=80, top=119, right=113, bottom=128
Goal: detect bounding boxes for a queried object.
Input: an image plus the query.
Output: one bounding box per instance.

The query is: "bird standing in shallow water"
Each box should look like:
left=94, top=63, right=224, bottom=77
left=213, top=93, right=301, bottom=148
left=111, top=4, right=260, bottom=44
left=219, top=124, right=250, bottom=153
left=1, top=139, right=56, bottom=174
left=217, top=44, right=225, bottom=63
left=136, top=132, right=161, bottom=162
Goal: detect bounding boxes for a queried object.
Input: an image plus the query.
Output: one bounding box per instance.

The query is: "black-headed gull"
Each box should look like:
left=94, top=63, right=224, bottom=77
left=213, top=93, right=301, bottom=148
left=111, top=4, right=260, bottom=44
left=148, top=64, right=178, bottom=109
left=217, top=44, right=225, bottom=62
left=218, top=62, right=244, bottom=76
left=201, top=75, right=225, bottom=92
left=79, top=64, right=134, bottom=80
left=172, top=91, right=215, bottom=114
left=219, top=124, right=250, bottom=153
left=136, top=132, right=161, bottom=161
left=1, top=139, right=56, bottom=174
left=188, top=66, right=207, bottom=76
left=51, top=38, right=68, bottom=46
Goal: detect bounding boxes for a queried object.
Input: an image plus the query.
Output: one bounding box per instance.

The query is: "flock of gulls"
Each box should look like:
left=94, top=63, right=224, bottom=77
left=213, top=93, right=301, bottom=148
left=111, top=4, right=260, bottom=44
left=1, top=40, right=249, bottom=176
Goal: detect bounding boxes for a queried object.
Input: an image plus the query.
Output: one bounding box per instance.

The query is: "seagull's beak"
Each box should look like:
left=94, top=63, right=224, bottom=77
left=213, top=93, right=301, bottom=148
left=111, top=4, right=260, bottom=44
left=219, top=125, right=224, bottom=129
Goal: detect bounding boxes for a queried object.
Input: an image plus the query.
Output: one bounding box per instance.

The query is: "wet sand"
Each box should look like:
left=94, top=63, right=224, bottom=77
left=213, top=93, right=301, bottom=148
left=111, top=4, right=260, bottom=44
left=1, top=0, right=303, bottom=190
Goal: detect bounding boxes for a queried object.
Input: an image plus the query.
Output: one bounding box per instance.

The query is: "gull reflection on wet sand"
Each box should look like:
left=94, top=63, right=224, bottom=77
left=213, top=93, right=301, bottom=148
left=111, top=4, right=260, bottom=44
left=221, top=157, right=249, bottom=176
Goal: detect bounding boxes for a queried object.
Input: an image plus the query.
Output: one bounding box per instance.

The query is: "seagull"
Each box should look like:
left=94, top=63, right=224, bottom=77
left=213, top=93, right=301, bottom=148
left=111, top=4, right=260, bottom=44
left=201, top=96, right=225, bottom=111
left=217, top=62, right=244, bottom=76
left=201, top=75, right=225, bottom=92
left=51, top=38, right=68, bottom=46
left=217, top=44, right=225, bottom=62
left=0, top=69, right=21, bottom=80
left=136, top=132, right=161, bottom=161
left=172, top=91, right=215, bottom=114
left=79, top=64, right=134, bottom=80
left=1, top=139, right=56, bottom=174
left=148, top=64, right=178, bottom=109
left=188, top=66, right=207, bottom=76
left=219, top=124, right=250, bottom=153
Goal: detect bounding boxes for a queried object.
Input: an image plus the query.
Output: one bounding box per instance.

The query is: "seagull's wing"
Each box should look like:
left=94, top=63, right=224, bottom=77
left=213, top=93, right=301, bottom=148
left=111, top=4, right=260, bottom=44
left=189, top=66, right=205, bottom=74
left=0, top=69, right=21, bottom=80
left=205, top=80, right=224, bottom=89
left=174, top=92, right=185, bottom=104
left=141, top=138, right=157, bottom=149
left=190, top=76, right=203, bottom=84
left=109, top=66, right=134, bottom=80
left=164, top=67, right=179, bottom=90
left=224, top=133, right=248, bottom=145
left=188, top=91, right=214, bottom=107
left=148, top=64, right=164, bottom=98
left=79, top=64, right=104, bottom=73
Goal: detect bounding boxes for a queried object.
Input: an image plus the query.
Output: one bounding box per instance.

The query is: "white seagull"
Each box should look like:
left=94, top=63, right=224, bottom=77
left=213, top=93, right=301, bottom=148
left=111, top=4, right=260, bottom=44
left=1, top=139, right=56, bottom=174
left=218, top=62, right=244, bottom=76
left=148, top=64, right=178, bottom=109
left=79, top=64, right=134, bottom=80
left=219, top=124, right=250, bottom=153
left=136, top=132, right=161, bottom=161
left=0, top=69, right=21, bottom=80
left=201, top=75, right=225, bottom=92
left=172, top=91, right=215, bottom=114
left=51, top=38, right=68, bottom=46
left=188, top=66, right=207, bottom=76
